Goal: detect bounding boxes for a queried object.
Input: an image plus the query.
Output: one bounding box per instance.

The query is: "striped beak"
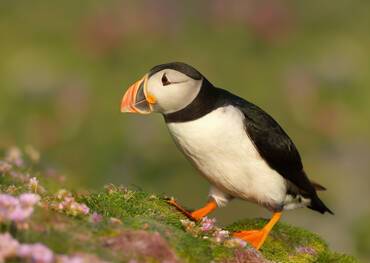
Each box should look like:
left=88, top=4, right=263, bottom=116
left=120, top=74, right=153, bottom=114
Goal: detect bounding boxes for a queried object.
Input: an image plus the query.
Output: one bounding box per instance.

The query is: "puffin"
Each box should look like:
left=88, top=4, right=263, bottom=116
left=120, top=62, right=333, bottom=249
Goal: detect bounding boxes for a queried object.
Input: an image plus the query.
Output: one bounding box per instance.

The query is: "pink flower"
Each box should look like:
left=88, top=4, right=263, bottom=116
left=52, top=191, right=90, bottom=216
left=18, top=243, right=54, bottom=263
left=224, top=238, right=248, bottom=248
left=296, top=246, right=316, bottom=255
left=58, top=255, right=85, bottom=263
left=19, top=193, right=40, bottom=207
left=0, top=161, right=12, bottom=173
left=64, top=196, right=74, bottom=204
left=0, top=194, right=19, bottom=222
left=0, top=194, right=19, bottom=208
left=0, top=233, right=20, bottom=261
left=200, top=217, right=216, bottom=232
left=213, top=230, right=230, bottom=243
left=78, top=204, right=90, bottom=215
left=56, top=189, right=69, bottom=200
left=70, top=203, right=78, bottom=211
left=90, top=212, right=103, bottom=224
left=0, top=233, right=100, bottom=263
left=5, top=147, right=24, bottom=167
left=0, top=193, right=40, bottom=224
left=8, top=207, right=34, bottom=222
left=58, top=203, right=65, bottom=210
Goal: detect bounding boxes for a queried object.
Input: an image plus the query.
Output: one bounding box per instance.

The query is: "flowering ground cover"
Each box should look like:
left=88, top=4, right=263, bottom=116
left=0, top=147, right=357, bottom=262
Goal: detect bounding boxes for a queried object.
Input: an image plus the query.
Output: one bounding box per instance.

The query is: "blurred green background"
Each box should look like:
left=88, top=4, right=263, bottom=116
left=0, top=0, right=369, bottom=260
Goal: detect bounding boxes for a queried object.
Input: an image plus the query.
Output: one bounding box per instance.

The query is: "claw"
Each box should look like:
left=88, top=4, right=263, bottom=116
left=166, top=198, right=197, bottom=221
left=166, top=198, right=217, bottom=222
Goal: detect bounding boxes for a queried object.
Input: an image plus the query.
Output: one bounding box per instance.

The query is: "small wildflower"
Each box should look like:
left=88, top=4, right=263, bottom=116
left=4, top=185, right=18, bottom=194
left=0, top=233, right=104, bottom=263
left=0, top=233, right=20, bottom=261
left=180, top=219, right=199, bottom=236
left=8, top=206, right=34, bottom=222
left=24, top=145, right=40, bottom=163
left=0, top=193, right=40, bottom=227
left=200, top=217, right=216, bottom=232
left=109, top=217, right=122, bottom=225
left=104, top=184, right=117, bottom=194
left=180, top=216, right=240, bottom=246
left=180, top=219, right=196, bottom=231
left=0, top=194, right=19, bottom=208
left=52, top=190, right=90, bottom=216
left=149, top=194, right=157, bottom=200
left=296, top=246, right=316, bottom=255
left=224, top=238, right=248, bottom=248
left=18, top=243, right=54, bottom=263
left=90, top=212, right=103, bottom=224
left=58, top=255, right=85, bottom=263
left=56, top=189, right=70, bottom=200
left=19, top=193, right=40, bottom=207
left=122, top=189, right=135, bottom=200
left=0, top=161, right=12, bottom=173
left=28, top=177, right=39, bottom=193
left=78, top=203, right=90, bottom=215
left=9, top=171, right=28, bottom=181
left=213, top=229, right=230, bottom=243
left=58, top=203, right=65, bottom=210
left=5, top=147, right=24, bottom=167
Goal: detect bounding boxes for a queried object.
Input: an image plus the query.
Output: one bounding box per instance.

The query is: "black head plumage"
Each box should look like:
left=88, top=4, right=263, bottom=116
left=149, top=62, right=203, bottom=80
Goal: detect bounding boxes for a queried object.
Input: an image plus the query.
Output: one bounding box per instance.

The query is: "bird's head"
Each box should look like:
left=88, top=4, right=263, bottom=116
left=121, top=62, right=204, bottom=114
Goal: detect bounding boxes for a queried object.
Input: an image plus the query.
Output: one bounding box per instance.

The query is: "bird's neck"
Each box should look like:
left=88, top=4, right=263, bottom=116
left=163, top=79, right=220, bottom=123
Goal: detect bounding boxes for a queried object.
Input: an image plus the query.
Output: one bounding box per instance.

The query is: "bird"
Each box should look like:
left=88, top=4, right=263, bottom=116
left=120, top=62, right=333, bottom=250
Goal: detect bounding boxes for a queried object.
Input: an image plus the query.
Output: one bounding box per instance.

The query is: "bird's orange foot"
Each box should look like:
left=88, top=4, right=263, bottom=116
left=233, top=212, right=282, bottom=250
left=166, top=198, right=217, bottom=221
left=166, top=198, right=199, bottom=221
left=233, top=229, right=268, bottom=250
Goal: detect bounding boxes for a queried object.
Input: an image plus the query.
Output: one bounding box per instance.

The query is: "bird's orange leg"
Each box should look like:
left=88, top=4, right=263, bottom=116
left=233, top=212, right=281, bottom=250
left=167, top=198, right=217, bottom=221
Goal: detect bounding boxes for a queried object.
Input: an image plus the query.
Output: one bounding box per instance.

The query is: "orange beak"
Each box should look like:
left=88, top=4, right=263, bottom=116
left=121, top=74, right=153, bottom=114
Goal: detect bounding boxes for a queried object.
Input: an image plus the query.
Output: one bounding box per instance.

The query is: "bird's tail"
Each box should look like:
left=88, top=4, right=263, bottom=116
left=308, top=193, right=334, bottom=215
left=310, top=180, right=327, bottom=191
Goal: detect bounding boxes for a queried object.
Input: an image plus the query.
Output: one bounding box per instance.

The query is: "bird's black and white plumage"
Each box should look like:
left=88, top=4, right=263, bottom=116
left=122, top=62, right=333, bottom=215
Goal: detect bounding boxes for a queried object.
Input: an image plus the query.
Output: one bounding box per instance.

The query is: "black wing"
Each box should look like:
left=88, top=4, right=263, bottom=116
left=218, top=88, right=315, bottom=194
left=218, top=88, right=332, bottom=214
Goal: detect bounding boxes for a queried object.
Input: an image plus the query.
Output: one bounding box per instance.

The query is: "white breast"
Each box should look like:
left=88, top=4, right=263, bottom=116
left=167, top=106, right=288, bottom=210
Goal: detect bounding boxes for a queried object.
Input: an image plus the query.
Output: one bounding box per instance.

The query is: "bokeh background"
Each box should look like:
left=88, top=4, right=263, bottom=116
left=0, top=0, right=369, bottom=260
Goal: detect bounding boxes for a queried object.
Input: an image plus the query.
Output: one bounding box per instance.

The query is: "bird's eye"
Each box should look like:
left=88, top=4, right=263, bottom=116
left=161, top=74, right=171, bottom=86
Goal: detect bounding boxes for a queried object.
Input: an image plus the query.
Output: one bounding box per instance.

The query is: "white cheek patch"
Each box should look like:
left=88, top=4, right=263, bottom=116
left=147, top=74, right=202, bottom=114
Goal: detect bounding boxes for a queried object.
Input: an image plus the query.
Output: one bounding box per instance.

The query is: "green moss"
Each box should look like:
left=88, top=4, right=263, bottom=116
left=80, top=188, right=235, bottom=262
left=0, top=167, right=357, bottom=262
left=315, top=251, right=358, bottom=263
left=226, top=218, right=357, bottom=263
left=80, top=189, right=180, bottom=224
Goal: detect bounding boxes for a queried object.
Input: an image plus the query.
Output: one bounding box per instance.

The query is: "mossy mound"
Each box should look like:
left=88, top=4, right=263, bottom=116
left=227, top=219, right=356, bottom=263
left=0, top=148, right=358, bottom=262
